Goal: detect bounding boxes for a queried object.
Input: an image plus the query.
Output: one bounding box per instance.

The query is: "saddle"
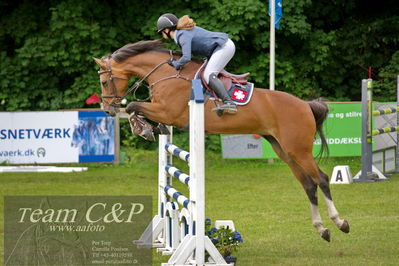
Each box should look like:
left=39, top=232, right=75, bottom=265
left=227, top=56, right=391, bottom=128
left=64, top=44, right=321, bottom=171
left=195, top=61, right=254, bottom=105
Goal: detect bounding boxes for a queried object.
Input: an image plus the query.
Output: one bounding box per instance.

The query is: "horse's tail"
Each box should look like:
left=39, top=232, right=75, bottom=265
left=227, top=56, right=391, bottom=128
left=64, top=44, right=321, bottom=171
left=308, top=100, right=329, bottom=158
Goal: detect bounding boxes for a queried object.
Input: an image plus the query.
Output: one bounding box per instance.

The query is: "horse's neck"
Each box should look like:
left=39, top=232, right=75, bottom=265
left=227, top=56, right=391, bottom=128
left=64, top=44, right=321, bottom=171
left=124, top=53, right=170, bottom=82
left=126, top=52, right=199, bottom=89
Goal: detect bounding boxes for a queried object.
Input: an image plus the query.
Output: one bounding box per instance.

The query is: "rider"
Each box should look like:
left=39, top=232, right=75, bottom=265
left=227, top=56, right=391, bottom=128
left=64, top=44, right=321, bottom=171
left=157, top=13, right=237, bottom=114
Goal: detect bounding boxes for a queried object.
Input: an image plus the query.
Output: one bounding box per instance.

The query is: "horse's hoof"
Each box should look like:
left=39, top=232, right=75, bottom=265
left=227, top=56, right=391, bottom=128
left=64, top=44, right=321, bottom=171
left=157, top=123, right=170, bottom=135
left=321, top=229, right=331, bottom=242
left=141, top=129, right=155, bottom=142
left=339, top=220, right=350, bottom=233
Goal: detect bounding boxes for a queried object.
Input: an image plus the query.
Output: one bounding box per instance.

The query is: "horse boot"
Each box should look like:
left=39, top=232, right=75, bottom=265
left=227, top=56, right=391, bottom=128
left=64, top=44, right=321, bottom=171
left=209, top=73, right=237, bottom=114
left=153, top=123, right=170, bottom=135
left=128, top=112, right=156, bottom=141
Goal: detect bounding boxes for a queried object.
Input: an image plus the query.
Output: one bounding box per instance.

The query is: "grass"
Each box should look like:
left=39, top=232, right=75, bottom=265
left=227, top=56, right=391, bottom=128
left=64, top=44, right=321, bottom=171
left=1, top=151, right=398, bottom=266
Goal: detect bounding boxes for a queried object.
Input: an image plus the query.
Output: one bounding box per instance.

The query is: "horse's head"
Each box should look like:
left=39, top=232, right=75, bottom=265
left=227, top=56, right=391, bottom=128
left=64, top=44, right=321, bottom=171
left=94, top=40, right=192, bottom=117
left=94, top=57, right=129, bottom=116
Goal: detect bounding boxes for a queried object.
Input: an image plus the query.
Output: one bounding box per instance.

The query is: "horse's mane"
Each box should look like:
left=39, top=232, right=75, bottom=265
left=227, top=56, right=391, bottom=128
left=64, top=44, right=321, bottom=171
left=107, top=39, right=201, bottom=64
left=108, top=40, right=168, bottom=62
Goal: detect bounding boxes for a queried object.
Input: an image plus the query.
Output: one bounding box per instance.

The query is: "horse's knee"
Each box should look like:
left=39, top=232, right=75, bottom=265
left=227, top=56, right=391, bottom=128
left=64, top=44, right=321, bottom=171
left=126, top=102, right=140, bottom=114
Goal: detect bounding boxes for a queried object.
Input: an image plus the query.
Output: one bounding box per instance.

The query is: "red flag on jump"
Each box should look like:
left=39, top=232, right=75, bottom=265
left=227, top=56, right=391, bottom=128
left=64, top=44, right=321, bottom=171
left=85, top=94, right=101, bottom=104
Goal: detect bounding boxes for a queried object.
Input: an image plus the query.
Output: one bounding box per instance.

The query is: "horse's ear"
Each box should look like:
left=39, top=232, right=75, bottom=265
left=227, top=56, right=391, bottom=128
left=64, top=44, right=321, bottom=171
left=93, top=57, right=105, bottom=69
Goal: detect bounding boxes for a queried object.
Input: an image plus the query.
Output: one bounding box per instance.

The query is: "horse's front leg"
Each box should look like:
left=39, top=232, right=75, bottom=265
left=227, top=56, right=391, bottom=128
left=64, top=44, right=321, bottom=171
left=128, top=113, right=156, bottom=141
left=126, top=102, right=170, bottom=141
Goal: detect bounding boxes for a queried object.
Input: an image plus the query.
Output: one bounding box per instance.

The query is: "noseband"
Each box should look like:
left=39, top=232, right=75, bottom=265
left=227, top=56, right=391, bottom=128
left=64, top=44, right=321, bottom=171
left=97, top=51, right=191, bottom=107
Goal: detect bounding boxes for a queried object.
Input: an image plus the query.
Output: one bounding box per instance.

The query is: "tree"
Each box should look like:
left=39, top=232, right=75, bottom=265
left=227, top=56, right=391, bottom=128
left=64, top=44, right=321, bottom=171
left=0, top=0, right=398, bottom=112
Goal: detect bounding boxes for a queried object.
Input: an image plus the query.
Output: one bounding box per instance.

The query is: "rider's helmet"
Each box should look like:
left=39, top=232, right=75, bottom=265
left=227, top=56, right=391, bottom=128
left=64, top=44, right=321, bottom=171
left=157, top=13, right=178, bottom=33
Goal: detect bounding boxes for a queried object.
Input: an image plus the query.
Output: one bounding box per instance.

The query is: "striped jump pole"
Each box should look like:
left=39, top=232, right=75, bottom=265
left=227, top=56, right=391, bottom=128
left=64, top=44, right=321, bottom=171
left=165, top=164, right=191, bottom=186
left=371, top=126, right=399, bottom=136
left=372, top=107, right=399, bottom=116
left=164, top=185, right=190, bottom=208
left=165, top=143, right=190, bottom=163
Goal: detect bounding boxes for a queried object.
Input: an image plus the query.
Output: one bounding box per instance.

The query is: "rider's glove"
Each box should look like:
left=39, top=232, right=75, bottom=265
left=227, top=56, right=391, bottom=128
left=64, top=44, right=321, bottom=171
left=167, top=58, right=182, bottom=70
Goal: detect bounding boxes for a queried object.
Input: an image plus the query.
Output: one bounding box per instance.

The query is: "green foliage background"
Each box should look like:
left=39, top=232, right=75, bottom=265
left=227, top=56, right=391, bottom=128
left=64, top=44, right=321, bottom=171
left=1, top=0, right=398, bottom=150
left=1, top=0, right=399, bottom=112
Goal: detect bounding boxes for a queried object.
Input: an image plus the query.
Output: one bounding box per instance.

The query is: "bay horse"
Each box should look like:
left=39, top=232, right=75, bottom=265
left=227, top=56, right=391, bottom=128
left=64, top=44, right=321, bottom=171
left=94, top=40, right=349, bottom=242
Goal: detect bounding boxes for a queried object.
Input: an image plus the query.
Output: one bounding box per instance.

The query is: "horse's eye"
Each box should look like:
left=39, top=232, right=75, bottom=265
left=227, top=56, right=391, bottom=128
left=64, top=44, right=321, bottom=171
left=101, top=81, right=107, bottom=87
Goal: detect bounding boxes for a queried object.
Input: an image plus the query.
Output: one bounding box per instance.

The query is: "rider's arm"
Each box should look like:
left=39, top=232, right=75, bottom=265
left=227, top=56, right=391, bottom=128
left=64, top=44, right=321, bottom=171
left=172, top=33, right=192, bottom=69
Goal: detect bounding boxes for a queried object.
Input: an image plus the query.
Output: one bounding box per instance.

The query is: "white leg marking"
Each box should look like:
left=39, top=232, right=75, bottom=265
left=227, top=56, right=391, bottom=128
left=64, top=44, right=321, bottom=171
left=323, top=196, right=344, bottom=228
left=310, top=203, right=325, bottom=233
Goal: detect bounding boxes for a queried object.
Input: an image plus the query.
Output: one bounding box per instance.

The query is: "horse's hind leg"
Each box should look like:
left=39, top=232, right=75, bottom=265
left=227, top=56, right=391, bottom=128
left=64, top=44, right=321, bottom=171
left=290, top=162, right=332, bottom=242
left=264, top=136, right=331, bottom=241
left=318, top=168, right=350, bottom=233
left=292, top=154, right=350, bottom=241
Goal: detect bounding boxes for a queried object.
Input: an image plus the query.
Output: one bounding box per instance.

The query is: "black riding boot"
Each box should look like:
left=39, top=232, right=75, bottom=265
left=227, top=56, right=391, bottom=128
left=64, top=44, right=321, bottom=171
left=209, top=73, right=237, bottom=114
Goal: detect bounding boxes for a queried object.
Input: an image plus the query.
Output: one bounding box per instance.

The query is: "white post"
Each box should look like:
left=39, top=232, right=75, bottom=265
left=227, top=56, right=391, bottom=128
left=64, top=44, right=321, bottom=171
left=190, top=83, right=205, bottom=265
left=158, top=127, right=173, bottom=218
left=269, top=0, right=275, bottom=91
left=157, top=127, right=173, bottom=249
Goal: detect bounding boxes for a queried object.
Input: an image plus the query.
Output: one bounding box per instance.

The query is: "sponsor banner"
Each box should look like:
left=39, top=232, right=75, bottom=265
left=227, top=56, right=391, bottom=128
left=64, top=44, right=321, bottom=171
left=0, top=111, right=114, bottom=164
left=74, top=111, right=115, bottom=163
left=221, top=134, right=264, bottom=159
left=312, top=103, right=362, bottom=157
left=222, top=102, right=363, bottom=158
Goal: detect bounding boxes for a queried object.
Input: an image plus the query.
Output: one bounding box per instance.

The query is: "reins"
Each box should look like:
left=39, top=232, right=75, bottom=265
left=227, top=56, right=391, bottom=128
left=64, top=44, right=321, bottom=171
left=98, top=51, right=191, bottom=105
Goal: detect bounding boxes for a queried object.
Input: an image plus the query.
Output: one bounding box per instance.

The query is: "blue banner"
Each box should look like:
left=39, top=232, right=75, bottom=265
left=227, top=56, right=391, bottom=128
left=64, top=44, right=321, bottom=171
left=73, top=111, right=115, bottom=163
left=268, top=0, right=283, bottom=29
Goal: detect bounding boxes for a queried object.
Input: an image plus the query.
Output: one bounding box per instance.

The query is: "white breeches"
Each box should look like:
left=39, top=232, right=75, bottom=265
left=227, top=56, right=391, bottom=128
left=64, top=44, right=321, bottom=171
left=203, top=39, right=236, bottom=83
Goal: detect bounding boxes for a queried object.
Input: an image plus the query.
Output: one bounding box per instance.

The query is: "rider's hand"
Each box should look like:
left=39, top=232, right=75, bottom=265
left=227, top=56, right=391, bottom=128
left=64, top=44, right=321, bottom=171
left=167, top=58, right=182, bottom=70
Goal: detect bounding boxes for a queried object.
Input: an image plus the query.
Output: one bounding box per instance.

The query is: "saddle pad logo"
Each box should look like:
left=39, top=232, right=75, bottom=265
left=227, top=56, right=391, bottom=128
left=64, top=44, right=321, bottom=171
left=231, top=88, right=248, bottom=102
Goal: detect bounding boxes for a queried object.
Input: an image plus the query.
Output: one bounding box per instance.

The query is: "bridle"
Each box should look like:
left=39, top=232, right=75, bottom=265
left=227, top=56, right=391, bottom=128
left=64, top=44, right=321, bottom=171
left=98, top=57, right=129, bottom=106
left=97, top=51, right=191, bottom=107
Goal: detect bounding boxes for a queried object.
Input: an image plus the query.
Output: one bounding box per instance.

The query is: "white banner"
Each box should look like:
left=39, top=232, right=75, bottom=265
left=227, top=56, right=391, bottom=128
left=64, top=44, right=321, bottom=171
left=0, top=111, right=115, bottom=164
left=0, top=112, right=79, bottom=164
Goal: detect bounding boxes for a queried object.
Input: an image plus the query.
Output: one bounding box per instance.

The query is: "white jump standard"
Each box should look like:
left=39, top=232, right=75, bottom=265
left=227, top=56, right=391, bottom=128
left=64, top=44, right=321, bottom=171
left=134, top=79, right=230, bottom=266
left=355, top=76, right=399, bottom=182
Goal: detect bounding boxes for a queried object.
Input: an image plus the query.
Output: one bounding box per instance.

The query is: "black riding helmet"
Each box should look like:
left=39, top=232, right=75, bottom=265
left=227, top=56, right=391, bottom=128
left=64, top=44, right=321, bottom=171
left=157, top=13, right=178, bottom=33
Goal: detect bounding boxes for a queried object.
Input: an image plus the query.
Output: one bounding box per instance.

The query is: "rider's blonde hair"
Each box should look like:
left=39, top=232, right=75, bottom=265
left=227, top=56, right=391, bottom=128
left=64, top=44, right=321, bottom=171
left=176, top=15, right=196, bottom=30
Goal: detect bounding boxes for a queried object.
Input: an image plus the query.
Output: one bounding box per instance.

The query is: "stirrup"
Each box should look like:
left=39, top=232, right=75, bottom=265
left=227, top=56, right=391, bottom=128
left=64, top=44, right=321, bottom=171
left=212, top=102, right=237, bottom=115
